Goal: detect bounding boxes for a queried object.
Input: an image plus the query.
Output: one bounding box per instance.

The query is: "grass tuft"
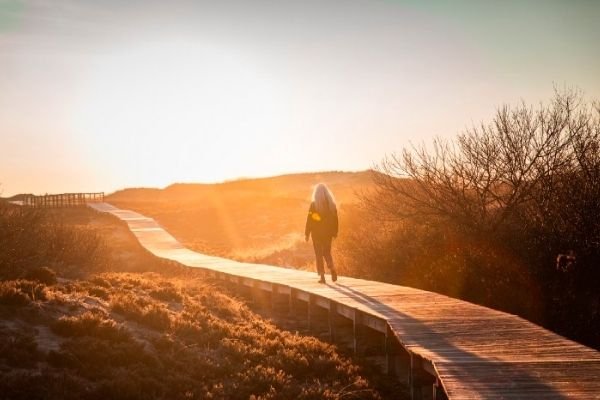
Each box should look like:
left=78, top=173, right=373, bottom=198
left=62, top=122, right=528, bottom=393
left=0, top=279, right=46, bottom=305
left=51, top=311, right=131, bottom=342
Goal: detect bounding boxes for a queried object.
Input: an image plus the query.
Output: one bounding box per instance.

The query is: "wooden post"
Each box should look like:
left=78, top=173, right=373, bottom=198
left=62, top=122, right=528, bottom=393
left=289, top=288, right=297, bottom=317
left=328, top=300, right=337, bottom=342
left=409, top=353, right=417, bottom=400
left=308, top=293, right=314, bottom=331
left=432, top=378, right=440, bottom=400
left=252, top=280, right=260, bottom=307
left=236, top=276, right=244, bottom=294
left=409, top=354, right=439, bottom=400
left=385, top=325, right=397, bottom=376
left=271, top=284, right=279, bottom=314
left=352, top=309, right=361, bottom=355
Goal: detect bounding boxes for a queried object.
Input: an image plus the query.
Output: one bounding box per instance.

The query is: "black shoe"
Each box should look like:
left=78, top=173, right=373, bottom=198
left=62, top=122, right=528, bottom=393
left=331, top=269, right=338, bottom=282
left=318, top=275, right=326, bottom=284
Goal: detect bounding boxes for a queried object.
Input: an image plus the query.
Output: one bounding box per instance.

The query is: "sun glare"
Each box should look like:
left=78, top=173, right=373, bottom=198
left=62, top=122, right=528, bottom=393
left=74, top=40, right=286, bottom=187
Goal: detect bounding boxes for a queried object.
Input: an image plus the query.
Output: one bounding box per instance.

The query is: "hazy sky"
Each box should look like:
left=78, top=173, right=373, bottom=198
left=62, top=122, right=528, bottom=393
left=1, top=0, right=599, bottom=196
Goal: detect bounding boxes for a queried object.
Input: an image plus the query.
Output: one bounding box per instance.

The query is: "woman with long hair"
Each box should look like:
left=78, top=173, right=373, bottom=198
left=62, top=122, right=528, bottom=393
left=305, top=183, right=338, bottom=283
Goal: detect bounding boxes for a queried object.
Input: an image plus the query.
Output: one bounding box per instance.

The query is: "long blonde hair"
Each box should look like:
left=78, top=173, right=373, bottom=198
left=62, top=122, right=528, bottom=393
left=312, top=183, right=337, bottom=215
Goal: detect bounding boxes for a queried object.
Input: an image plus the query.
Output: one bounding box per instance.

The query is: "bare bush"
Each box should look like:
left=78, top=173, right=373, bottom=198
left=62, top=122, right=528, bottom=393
left=0, top=205, right=108, bottom=279
left=351, top=89, right=600, bottom=348
left=371, top=89, right=599, bottom=231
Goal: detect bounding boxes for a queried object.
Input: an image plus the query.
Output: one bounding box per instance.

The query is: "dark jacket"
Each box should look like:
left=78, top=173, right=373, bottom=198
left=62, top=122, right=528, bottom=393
left=305, top=201, right=338, bottom=241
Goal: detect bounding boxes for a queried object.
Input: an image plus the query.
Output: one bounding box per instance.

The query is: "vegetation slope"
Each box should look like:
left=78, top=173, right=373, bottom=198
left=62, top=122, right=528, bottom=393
left=0, top=203, right=396, bottom=400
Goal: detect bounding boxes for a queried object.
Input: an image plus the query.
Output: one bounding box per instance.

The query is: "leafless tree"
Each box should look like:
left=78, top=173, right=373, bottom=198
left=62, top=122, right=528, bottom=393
left=371, top=89, right=600, bottom=236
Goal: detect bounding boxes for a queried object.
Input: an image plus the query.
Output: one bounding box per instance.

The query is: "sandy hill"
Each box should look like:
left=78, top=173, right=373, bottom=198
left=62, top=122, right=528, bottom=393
left=109, top=170, right=375, bottom=205
left=107, top=171, right=376, bottom=264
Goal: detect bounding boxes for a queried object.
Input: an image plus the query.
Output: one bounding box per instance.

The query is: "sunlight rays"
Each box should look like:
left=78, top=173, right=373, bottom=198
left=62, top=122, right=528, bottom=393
left=73, top=39, right=286, bottom=187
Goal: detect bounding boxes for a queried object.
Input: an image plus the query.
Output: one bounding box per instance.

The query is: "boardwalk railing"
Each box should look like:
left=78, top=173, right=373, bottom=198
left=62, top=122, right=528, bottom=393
left=22, top=192, right=104, bottom=208
left=89, top=202, right=600, bottom=400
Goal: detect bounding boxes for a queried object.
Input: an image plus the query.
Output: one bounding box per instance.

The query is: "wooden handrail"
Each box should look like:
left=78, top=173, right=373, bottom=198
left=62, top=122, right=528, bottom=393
left=21, top=192, right=105, bottom=208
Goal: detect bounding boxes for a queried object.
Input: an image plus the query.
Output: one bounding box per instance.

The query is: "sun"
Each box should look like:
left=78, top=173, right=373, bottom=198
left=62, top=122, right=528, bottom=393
left=73, top=39, right=286, bottom=187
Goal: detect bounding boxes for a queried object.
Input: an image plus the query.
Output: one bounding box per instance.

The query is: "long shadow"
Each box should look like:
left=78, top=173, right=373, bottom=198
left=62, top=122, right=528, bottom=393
left=329, top=282, right=567, bottom=399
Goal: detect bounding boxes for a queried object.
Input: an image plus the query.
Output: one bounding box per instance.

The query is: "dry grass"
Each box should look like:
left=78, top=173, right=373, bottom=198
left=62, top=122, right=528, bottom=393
left=1, top=273, right=388, bottom=399
left=0, top=280, right=47, bottom=306
left=0, top=201, right=398, bottom=399
left=51, top=311, right=131, bottom=342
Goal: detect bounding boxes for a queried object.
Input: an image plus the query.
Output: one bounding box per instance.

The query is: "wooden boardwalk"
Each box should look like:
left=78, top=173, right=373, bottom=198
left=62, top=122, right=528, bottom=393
left=89, top=202, right=600, bottom=399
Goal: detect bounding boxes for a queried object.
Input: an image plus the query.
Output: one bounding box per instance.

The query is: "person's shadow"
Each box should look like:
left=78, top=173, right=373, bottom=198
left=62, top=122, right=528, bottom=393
left=330, top=282, right=566, bottom=398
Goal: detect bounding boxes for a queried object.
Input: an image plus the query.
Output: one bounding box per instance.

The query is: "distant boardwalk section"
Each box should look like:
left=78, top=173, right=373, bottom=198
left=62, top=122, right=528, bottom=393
left=21, top=192, right=104, bottom=208
left=89, top=202, right=600, bottom=400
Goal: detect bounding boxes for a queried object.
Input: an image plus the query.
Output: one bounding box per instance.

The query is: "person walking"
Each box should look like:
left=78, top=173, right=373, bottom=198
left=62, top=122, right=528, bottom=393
left=305, top=183, right=338, bottom=283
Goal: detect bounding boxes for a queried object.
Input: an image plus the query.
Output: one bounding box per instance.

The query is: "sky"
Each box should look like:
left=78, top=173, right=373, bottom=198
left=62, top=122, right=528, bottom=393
left=1, top=0, right=599, bottom=196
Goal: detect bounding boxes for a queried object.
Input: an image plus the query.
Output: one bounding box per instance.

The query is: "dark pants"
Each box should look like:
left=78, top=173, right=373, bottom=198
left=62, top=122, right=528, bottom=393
left=312, top=237, right=335, bottom=276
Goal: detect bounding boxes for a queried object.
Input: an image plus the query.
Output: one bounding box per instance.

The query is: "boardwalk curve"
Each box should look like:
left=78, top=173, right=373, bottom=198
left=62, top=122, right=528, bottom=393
left=90, top=202, right=600, bottom=399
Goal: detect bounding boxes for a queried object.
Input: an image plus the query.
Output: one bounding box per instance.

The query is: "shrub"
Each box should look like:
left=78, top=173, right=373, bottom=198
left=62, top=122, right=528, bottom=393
left=90, top=276, right=111, bottom=288
left=358, top=88, right=600, bottom=348
left=87, top=286, right=110, bottom=300
left=0, top=281, right=31, bottom=306
left=149, top=283, right=182, bottom=303
left=0, top=331, right=41, bottom=368
left=0, top=205, right=108, bottom=279
left=51, top=311, right=131, bottom=342
left=111, top=294, right=171, bottom=330
left=0, top=280, right=46, bottom=305
left=140, top=304, right=171, bottom=330
left=24, top=267, right=57, bottom=285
